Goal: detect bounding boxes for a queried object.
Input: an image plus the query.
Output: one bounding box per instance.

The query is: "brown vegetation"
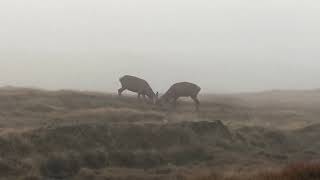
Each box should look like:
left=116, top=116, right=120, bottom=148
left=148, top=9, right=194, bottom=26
left=190, top=161, right=320, bottom=180
left=0, top=87, right=319, bottom=179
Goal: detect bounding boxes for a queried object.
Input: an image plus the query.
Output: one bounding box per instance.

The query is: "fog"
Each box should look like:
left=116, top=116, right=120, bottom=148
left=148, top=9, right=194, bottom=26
left=0, top=0, right=320, bottom=93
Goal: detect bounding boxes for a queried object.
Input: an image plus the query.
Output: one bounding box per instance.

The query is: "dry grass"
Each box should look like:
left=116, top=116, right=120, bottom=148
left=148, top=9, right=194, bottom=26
left=189, top=162, right=320, bottom=180
left=0, top=87, right=319, bottom=179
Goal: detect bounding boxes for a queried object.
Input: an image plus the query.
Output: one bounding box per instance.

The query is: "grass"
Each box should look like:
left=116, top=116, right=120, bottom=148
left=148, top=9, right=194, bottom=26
left=190, top=162, right=320, bottom=180
left=0, top=87, right=319, bottom=179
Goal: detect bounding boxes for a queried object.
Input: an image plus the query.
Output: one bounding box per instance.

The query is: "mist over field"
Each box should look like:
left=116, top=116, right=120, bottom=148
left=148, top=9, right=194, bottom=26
left=1, top=1, right=320, bottom=180
left=1, top=0, right=320, bottom=93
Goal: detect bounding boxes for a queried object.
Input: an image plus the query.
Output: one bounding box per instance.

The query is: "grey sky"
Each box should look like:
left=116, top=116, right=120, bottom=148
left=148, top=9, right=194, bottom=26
left=0, top=0, right=319, bottom=93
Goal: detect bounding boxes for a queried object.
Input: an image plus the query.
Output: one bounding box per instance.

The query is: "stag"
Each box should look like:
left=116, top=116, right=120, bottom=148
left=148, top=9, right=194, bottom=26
left=118, top=75, right=158, bottom=103
left=158, top=82, right=201, bottom=111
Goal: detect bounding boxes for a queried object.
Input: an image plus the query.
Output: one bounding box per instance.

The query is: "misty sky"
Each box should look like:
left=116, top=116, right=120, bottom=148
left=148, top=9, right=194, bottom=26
left=0, top=0, right=320, bottom=93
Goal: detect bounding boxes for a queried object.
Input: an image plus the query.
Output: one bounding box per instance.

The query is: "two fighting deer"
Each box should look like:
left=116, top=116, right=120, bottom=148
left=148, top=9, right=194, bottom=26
left=118, top=75, right=201, bottom=111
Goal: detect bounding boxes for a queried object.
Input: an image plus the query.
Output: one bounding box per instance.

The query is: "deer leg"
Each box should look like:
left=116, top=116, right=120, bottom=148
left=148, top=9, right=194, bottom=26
left=191, top=96, right=200, bottom=111
left=118, top=87, right=126, bottom=96
left=137, top=93, right=141, bottom=99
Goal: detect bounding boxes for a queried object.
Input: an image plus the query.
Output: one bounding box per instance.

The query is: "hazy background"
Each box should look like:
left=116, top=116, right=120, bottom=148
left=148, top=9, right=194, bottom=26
left=0, top=0, right=319, bottom=93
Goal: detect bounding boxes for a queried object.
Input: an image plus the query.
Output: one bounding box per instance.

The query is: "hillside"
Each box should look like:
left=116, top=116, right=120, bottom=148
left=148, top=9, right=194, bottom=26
left=0, top=87, right=319, bottom=179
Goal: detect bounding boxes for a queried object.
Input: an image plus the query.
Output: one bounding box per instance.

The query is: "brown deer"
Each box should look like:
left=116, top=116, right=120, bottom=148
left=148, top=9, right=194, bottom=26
left=157, top=82, right=201, bottom=111
left=118, top=75, right=158, bottom=103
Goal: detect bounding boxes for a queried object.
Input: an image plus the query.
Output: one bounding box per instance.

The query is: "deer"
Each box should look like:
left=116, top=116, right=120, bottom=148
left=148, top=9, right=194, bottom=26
left=118, top=75, right=158, bottom=103
left=157, top=82, right=201, bottom=111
